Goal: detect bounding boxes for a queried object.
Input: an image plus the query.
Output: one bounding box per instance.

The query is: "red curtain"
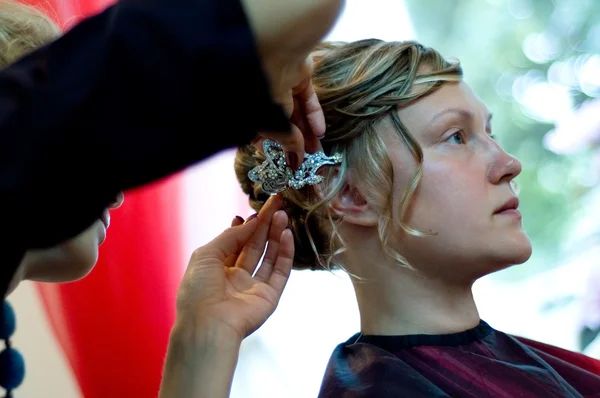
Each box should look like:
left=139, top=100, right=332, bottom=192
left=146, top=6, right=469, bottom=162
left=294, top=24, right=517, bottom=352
left=27, top=1, right=186, bottom=396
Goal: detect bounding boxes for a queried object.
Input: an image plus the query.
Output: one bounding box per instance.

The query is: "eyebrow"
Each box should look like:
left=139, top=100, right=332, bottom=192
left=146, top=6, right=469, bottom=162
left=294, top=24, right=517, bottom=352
left=429, top=108, right=493, bottom=126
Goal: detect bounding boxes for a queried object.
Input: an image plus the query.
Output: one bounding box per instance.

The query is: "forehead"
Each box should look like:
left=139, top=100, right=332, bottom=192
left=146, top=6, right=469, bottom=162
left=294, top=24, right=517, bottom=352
left=396, top=81, right=489, bottom=134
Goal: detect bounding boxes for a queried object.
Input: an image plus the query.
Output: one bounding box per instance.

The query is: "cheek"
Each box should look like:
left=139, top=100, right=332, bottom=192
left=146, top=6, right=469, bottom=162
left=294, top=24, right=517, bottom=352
left=399, top=162, right=487, bottom=233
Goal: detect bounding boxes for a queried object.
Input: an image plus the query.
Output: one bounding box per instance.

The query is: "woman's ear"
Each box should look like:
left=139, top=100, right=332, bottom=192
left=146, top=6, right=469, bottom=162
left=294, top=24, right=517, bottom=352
left=330, top=179, right=379, bottom=227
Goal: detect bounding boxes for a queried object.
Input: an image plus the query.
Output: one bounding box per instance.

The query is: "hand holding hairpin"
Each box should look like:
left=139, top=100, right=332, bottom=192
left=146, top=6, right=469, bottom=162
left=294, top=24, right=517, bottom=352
left=248, top=139, right=343, bottom=195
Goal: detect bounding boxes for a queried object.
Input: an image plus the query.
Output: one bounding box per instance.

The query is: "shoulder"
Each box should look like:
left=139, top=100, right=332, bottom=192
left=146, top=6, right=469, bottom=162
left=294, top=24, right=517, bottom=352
left=513, top=334, right=600, bottom=375
left=316, top=336, right=449, bottom=398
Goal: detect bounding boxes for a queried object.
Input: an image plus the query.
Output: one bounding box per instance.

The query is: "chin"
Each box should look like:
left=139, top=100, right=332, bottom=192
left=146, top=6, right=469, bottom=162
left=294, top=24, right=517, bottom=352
left=25, top=245, right=99, bottom=283
left=490, top=236, right=533, bottom=272
left=22, top=222, right=103, bottom=283
left=513, top=245, right=533, bottom=265
left=469, top=234, right=532, bottom=280
left=509, top=232, right=533, bottom=264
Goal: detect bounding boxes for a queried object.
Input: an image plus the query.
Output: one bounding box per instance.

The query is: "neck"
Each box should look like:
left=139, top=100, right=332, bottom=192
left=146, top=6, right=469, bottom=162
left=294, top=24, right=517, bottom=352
left=348, top=260, right=480, bottom=336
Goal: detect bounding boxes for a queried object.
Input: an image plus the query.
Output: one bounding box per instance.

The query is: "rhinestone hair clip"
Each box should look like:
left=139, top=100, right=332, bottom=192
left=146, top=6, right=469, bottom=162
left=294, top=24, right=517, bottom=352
left=248, top=139, right=343, bottom=195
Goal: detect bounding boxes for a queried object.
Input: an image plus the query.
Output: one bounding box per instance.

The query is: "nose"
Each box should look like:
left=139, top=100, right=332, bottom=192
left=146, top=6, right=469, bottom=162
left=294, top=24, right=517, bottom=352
left=109, top=192, right=125, bottom=209
left=487, top=146, right=522, bottom=185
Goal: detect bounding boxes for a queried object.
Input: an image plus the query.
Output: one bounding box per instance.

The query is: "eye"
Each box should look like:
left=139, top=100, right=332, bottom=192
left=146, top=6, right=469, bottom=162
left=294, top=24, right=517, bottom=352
left=446, top=131, right=465, bottom=145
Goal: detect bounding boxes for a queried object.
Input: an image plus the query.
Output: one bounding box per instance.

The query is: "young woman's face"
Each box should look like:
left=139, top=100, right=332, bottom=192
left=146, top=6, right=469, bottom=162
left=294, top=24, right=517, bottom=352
left=384, top=81, right=531, bottom=281
left=20, top=193, right=124, bottom=283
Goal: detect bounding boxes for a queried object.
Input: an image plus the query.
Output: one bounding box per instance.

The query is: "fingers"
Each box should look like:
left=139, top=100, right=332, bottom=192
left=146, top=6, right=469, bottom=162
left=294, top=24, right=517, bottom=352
left=292, top=57, right=326, bottom=139
left=285, top=124, right=305, bottom=168
left=255, top=128, right=305, bottom=169
left=299, top=80, right=326, bottom=140
left=231, top=216, right=244, bottom=227
left=266, top=228, right=294, bottom=297
left=224, top=216, right=246, bottom=267
left=235, top=195, right=283, bottom=274
left=195, top=216, right=259, bottom=262
left=279, top=57, right=322, bottom=164
left=253, top=210, right=289, bottom=282
left=258, top=56, right=324, bottom=166
left=252, top=136, right=266, bottom=154
left=290, top=93, right=322, bottom=155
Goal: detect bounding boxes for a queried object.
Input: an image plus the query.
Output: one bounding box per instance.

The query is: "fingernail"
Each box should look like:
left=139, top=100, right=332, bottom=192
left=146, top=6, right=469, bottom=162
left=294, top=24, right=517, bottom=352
left=244, top=213, right=258, bottom=224
left=286, top=152, right=298, bottom=170
left=235, top=216, right=244, bottom=224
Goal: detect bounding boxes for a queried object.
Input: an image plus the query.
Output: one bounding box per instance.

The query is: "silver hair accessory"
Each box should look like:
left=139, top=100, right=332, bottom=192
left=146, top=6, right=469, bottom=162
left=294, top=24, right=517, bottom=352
left=248, top=139, right=343, bottom=195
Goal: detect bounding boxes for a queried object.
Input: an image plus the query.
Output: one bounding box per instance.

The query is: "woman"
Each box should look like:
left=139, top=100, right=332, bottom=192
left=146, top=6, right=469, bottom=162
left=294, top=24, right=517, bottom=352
left=235, top=39, right=600, bottom=397
left=0, top=0, right=327, bottom=396
left=0, top=0, right=345, bottom=297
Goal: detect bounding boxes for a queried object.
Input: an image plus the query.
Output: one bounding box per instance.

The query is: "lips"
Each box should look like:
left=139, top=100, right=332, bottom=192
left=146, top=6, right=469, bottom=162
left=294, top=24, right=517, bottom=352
left=494, top=197, right=519, bottom=215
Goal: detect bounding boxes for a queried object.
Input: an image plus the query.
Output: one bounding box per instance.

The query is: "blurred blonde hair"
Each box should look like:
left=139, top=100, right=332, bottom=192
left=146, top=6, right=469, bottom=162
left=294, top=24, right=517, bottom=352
left=235, top=39, right=462, bottom=272
left=0, top=0, right=60, bottom=68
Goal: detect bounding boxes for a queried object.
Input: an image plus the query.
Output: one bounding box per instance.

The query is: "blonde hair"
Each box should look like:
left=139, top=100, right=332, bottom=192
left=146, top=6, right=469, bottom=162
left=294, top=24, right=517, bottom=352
left=235, top=39, right=462, bottom=272
left=0, top=0, right=60, bottom=68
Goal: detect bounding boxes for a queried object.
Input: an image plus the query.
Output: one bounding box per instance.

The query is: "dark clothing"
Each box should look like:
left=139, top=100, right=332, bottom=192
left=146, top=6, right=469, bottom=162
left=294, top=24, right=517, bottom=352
left=0, top=0, right=288, bottom=296
left=319, top=320, right=600, bottom=397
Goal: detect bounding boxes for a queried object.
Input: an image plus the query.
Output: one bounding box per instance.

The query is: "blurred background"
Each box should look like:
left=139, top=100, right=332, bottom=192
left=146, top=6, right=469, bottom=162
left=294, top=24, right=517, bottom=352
left=9, top=0, right=600, bottom=396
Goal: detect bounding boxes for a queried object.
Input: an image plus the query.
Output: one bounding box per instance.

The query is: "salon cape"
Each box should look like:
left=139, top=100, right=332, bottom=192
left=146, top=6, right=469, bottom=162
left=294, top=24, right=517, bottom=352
left=0, top=0, right=288, bottom=297
left=319, top=320, right=600, bottom=397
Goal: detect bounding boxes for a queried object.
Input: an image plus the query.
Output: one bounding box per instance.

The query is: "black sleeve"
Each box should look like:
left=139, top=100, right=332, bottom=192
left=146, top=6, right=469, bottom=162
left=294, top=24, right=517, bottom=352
left=0, top=0, right=289, bottom=294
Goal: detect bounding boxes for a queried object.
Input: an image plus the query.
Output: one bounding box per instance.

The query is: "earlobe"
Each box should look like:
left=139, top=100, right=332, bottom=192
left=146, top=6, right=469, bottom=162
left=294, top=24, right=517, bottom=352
left=331, top=183, right=379, bottom=227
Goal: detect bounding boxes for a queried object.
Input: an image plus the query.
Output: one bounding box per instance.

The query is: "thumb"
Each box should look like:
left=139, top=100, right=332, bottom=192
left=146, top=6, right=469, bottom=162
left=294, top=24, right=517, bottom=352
left=194, top=217, right=260, bottom=261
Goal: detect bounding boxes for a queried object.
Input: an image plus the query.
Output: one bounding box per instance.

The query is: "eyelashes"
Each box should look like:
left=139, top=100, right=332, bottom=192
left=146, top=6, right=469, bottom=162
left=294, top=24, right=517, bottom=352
left=446, top=131, right=465, bottom=144
left=444, top=129, right=496, bottom=145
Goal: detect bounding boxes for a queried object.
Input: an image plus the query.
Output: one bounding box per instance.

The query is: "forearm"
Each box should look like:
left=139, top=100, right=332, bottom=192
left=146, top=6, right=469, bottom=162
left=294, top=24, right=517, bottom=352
left=159, top=321, right=242, bottom=398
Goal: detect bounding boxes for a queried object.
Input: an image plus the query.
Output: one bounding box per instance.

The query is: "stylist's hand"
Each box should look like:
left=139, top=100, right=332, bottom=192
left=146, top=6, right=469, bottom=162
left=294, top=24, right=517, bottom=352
left=174, top=195, right=293, bottom=341
left=242, top=0, right=345, bottom=163
left=159, top=195, right=293, bottom=398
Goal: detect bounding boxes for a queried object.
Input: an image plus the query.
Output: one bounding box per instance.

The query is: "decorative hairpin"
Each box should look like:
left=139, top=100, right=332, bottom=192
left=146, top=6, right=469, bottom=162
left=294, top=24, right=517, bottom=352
left=248, top=139, right=343, bottom=195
